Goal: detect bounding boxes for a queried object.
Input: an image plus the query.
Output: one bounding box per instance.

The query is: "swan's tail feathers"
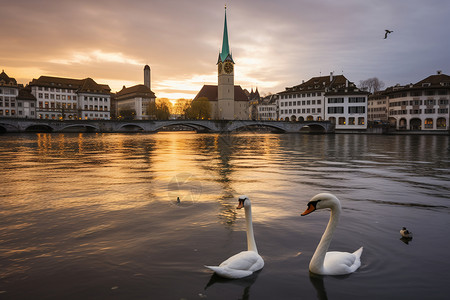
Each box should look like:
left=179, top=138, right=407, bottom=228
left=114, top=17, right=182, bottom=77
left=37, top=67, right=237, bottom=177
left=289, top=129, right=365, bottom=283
left=353, top=247, right=363, bottom=259
left=204, top=265, right=252, bottom=279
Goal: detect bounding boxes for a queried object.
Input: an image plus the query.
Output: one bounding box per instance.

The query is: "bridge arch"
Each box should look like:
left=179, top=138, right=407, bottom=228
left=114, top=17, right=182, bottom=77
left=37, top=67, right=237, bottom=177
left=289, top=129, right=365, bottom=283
left=152, top=121, right=215, bottom=133
left=229, top=122, right=287, bottom=133
left=118, top=123, right=145, bottom=132
left=25, top=124, right=54, bottom=132
left=0, top=122, right=20, bottom=133
left=60, top=124, right=99, bottom=132
left=299, top=123, right=327, bottom=133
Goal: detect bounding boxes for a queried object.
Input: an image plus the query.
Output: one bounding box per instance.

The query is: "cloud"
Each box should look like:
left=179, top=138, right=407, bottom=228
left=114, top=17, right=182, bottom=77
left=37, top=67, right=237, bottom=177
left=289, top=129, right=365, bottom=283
left=49, top=50, right=144, bottom=66
left=1, top=0, right=449, bottom=99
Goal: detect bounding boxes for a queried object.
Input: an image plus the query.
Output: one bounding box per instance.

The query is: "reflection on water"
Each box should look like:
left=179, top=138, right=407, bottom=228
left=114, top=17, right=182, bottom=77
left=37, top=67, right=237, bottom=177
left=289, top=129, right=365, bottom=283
left=205, top=271, right=260, bottom=300
left=0, top=132, right=449, bottom=299
left=309, top=273, right=328, bottom=300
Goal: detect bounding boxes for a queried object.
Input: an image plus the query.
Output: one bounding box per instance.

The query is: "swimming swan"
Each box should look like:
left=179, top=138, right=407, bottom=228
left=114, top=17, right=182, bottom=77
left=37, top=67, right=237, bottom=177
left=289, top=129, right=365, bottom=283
left=301, top=193, right=363, bottom=275
left=205, top=196, right=264, bottom=279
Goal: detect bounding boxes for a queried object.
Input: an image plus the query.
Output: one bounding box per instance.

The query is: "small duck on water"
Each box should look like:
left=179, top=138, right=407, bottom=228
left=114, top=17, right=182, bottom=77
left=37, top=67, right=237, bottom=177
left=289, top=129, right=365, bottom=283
left=400, top=227, right=413, bottom=238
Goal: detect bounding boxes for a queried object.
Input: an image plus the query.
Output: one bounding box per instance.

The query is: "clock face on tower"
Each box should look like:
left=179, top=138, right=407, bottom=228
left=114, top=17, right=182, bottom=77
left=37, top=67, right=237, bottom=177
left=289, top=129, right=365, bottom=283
left=224, top=62, right=233, bottom=74
left=218, top=62, right=223, bottom=73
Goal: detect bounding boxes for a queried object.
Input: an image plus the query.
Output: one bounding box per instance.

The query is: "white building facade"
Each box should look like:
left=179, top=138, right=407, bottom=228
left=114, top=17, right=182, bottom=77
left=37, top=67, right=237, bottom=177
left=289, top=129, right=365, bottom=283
left=257, top=94, right=278, bottom=121
left=113, top=65, right=156, bottom=120
left=325, top=93, right=368, bottom=130
left=277, top=73, right=369, bottom=129
left=0, top=70, right=19, bottom=118
left=387, top=71, right=449, bottom=130
left=29, top=76, right=111, bottom=120
left=0, top=71, right=36, bottom=119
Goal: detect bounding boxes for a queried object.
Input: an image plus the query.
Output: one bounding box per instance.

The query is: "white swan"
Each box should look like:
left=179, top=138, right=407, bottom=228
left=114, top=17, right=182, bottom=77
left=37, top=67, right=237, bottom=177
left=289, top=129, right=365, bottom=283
left=205, top=195, right=264, bottom=279
left=301, top=193, right=363, bottom=276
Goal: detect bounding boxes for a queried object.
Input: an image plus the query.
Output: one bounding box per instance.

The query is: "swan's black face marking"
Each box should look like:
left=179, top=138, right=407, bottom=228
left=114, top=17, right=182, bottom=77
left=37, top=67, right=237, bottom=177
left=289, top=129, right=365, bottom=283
left=237, top=197, right=247, bottom=209
left=301, top=200, right=320, bottom=216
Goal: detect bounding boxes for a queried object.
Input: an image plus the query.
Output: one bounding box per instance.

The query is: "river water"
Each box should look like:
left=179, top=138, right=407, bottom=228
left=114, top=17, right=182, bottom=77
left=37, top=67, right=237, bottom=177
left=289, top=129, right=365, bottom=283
left=0, top=132, right=449, bottom=300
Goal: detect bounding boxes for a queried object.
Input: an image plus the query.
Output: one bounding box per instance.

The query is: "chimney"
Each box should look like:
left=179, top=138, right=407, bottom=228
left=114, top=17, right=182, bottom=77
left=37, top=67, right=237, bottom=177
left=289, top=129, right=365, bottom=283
left=330, top=72, right=334, bottom=82
left=437, top=70, right=442, bottom=75
left=144, top=65, right=151, bottom=89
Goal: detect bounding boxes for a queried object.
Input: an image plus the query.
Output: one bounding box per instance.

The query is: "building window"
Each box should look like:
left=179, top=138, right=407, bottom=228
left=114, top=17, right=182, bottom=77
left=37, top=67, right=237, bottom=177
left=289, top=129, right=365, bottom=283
left=437, top=118, right=446, bottom=128
left=424, top=118, right=433, bottom=129
left=349, top=117, right=355, bottom=125
left=358, top=117, right=365, bottom=125
left=338, top=117, right=346, bottom=125
left=349, top=97, right=366, bottom=103
left=328, top=98, right=344, bottom=103
left=328, top=107, right=344, bottom=114
left=348, top=106, right=365, bottom=113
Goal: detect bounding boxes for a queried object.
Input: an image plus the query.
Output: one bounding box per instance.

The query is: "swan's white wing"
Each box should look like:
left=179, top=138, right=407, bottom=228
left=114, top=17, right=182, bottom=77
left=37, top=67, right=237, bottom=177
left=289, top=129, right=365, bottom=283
left=205, top=251, right=264, bottom=279
left=204, top=266, right=253, bottom=279
left=220, top=251, right=264, bottom=272
left=323, top=247, right=363, bottom=275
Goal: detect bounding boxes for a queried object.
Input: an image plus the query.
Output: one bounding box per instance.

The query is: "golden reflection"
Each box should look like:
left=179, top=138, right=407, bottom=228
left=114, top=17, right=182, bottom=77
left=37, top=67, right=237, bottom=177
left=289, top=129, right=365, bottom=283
left=37, top=133, right=52, bottom=155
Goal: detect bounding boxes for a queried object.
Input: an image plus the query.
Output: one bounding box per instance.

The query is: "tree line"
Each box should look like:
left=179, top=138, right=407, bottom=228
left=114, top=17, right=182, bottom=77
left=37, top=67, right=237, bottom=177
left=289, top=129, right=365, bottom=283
left=118, top=97, right=211, bottom=120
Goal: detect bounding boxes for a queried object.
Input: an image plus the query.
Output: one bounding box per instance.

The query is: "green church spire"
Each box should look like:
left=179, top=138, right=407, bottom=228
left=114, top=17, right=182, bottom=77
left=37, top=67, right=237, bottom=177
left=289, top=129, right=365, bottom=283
left=219, top=5, right=233, bottom=63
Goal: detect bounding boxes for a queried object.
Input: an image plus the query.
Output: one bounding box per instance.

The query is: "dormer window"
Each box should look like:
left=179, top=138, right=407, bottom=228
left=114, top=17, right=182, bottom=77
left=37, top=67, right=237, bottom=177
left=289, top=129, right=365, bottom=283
left=422, top=83, right=431, bottom=87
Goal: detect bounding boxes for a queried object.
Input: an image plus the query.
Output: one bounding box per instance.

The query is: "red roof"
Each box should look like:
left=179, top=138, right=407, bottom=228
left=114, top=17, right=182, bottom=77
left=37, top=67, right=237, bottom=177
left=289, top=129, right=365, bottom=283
left=194, top=85, right=249, bottom=102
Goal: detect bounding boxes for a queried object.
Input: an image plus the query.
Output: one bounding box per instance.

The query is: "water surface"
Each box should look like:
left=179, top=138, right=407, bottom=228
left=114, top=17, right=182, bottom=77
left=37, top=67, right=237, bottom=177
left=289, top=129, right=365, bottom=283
left=0, top=132, right=449, bottom=299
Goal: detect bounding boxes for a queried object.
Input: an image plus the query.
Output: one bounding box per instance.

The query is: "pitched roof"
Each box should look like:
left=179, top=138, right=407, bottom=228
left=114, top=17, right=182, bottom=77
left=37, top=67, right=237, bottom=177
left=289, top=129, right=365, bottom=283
left=29, top=76, right=110, bottom=94
left=17, top=86, right=37, bottom=101
left=193, top=85, right=249, bottom=102
left=413, top=73, right=450, bottom=88
left=0, top=70, right=17, bottom=86
left=279, top=74, right=365, bottom=95
left=115, top=84, right=156, bottom=100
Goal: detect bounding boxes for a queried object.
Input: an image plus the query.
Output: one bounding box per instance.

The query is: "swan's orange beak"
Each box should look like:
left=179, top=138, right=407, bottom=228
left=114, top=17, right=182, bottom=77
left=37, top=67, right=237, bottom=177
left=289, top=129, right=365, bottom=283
left=301, top=203, right=316, bottom=216
left=236, top=201, right=244, bottom=209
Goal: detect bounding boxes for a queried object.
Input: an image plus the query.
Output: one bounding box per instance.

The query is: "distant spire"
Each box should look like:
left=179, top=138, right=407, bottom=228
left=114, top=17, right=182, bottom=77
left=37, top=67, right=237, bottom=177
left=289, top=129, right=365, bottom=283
left=219, top=5, right=233, bottom=63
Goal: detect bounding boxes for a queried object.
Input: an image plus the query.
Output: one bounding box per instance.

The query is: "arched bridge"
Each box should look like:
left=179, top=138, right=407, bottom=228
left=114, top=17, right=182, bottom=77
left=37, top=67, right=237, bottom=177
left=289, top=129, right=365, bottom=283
left=0, top=118, right=334, bottom=134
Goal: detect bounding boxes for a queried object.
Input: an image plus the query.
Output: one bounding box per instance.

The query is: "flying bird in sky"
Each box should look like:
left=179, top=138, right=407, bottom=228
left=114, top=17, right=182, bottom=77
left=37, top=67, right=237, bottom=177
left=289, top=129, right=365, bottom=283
left=384, top=29, right=393, bottom=39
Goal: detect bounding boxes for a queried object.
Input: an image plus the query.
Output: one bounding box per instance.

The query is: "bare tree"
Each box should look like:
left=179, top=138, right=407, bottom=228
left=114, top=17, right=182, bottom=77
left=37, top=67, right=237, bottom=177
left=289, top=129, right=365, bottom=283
left=359, top=77, right=385, bottom=93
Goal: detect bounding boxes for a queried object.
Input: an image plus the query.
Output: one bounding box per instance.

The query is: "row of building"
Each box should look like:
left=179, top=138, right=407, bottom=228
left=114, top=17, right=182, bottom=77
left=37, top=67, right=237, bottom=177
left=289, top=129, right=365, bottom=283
left=0, top=66, right=156, bottom=122
left=1, top=66, right=449, bottom=132
left=249, top=70, right=450, bottom=131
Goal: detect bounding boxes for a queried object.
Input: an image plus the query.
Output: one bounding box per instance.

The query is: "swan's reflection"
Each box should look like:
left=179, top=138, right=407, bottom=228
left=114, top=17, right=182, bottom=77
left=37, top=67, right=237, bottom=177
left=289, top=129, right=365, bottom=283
left=204, top=270, right=261, bottom=300
left=309, top=272, right=328, bottom=300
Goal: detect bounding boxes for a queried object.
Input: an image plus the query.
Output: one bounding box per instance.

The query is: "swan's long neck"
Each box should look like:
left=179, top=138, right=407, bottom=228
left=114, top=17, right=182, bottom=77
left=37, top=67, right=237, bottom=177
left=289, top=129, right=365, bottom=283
left=245, top=205, right=258, bottom=253
left=310, top=203, right=341, bottom=273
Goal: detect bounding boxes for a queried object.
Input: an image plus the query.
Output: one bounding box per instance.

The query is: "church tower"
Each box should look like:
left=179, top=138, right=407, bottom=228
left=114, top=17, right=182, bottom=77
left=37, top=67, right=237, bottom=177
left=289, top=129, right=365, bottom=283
left=217, top=6, right=235, bottom=120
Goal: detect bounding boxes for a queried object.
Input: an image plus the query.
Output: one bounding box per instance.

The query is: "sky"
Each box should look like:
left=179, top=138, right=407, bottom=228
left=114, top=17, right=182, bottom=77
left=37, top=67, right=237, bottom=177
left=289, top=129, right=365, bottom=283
left=1, top=0, right=450, bottom=100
